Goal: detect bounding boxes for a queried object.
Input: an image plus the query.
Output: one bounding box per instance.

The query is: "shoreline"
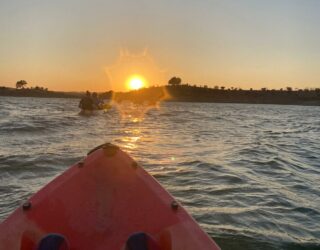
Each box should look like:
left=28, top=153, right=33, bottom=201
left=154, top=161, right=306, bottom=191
left=1, top=85, right=320, bottom=106
left=0, top=87, right=81, bottom=99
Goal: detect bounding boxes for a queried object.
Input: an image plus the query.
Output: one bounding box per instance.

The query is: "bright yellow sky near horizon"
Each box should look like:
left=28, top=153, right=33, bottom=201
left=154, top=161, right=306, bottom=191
left=1, top=0, right=320, bottom=92
left=105, top=49, right=165, bottom=92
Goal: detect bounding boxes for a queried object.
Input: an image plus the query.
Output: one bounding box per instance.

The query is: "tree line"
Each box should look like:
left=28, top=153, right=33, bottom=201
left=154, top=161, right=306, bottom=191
left=167, top=76, right=320, bottom=92
left=15, top=80, right=48, bottom=91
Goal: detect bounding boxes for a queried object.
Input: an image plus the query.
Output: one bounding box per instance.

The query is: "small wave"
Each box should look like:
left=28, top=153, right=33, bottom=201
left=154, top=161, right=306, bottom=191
left=292, top=207, right=320, bottom=217
left=213, top=233, right=320, bottom=250
left=0, top=122, right=47, bottom=133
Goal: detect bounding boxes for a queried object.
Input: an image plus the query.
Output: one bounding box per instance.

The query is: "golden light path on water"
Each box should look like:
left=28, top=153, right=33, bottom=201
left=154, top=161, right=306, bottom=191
left=114, top=103, right=151, bottom=151
left=113, top=102, right=180, bottom=172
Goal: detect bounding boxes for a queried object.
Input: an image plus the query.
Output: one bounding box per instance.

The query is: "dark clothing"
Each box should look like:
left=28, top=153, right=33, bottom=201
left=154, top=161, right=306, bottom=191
left=79, top=96, right=94, bottom=110
left=92, top=97, right=101, bottom=109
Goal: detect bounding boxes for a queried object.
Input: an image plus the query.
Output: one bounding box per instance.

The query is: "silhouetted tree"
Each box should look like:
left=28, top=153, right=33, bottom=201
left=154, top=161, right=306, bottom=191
left=168, top=77, right=182, bottom=86
left=286, top=87, right=292, bottom=91
left=16, top=80, right=27, bottom=89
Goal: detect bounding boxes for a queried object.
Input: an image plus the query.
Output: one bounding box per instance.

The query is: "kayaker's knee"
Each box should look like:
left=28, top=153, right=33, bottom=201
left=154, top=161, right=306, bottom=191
left=125, top=232, right=160, bottom=250
left=36, top=234, right=69, bottom=250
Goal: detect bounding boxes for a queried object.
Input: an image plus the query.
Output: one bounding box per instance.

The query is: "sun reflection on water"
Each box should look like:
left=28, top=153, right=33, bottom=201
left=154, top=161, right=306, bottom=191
left=113, top=101, right=159, bottom=152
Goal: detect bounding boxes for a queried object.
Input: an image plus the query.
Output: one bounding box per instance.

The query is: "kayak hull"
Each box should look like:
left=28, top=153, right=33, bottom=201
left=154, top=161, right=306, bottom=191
left=0, top=144, right=220, bottom=250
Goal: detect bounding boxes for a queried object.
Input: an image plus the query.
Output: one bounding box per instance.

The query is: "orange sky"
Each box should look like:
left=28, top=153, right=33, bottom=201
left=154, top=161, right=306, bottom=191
left=1, top=0, right=320, bottom=92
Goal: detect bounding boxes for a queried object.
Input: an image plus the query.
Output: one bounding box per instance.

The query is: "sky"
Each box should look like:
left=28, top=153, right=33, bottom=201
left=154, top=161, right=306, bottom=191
left=0, top=0, right=320, bottom=91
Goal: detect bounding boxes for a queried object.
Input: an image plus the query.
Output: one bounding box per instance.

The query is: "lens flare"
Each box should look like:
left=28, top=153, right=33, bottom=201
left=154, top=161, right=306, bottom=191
left=127, top=75, right=145, bottom=90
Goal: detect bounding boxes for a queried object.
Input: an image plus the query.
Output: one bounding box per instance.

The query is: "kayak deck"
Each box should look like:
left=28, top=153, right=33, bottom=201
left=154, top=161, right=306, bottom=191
left=0, top=143, right=220, bottom=250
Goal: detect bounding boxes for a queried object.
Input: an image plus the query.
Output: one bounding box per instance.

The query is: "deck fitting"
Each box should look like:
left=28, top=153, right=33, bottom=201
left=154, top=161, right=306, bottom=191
left=171, top=201, right=179, bottom=211
left=132, top=161, right=138, bottom=169
left=102, top=144, right=119, bottom=157
left=78, top=161, right=85, bottom=168
left=22, top=201, right=32, bottom=211
left=87, top=142, right=119, bottom=156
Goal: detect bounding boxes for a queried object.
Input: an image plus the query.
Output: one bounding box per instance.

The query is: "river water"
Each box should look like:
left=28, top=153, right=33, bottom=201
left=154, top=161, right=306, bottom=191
left=0, top=97, right=319, bottom=249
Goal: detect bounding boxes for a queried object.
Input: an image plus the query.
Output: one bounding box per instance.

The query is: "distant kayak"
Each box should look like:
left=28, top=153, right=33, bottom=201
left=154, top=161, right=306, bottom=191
left=79, top=103, right=112, bottom=115
left=0, top=143, right=220, bottom=250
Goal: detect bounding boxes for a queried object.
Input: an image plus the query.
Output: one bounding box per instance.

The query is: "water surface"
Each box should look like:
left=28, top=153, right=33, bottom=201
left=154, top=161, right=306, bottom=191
left=0, top=97, right=319, bottom=249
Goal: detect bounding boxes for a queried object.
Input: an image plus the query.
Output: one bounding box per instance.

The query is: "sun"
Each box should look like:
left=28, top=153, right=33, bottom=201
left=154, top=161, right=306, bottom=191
left=127, top=75, right=146, bottom=90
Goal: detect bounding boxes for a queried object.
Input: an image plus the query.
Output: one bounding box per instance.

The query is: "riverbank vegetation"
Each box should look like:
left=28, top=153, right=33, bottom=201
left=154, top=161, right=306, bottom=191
left=1, top=78, right=320, bottom=105
left=111, top=77, right=320, bottom=106
left=0, top=80, right=81, bottom=98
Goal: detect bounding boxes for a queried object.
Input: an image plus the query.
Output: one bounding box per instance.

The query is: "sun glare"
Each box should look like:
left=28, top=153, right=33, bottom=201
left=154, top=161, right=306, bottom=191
left=127, top=75, right=145, bottom=90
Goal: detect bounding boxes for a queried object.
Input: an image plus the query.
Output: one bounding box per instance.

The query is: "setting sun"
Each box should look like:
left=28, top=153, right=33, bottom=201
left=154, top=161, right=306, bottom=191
left=127, top=75, right=146, bottom=90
